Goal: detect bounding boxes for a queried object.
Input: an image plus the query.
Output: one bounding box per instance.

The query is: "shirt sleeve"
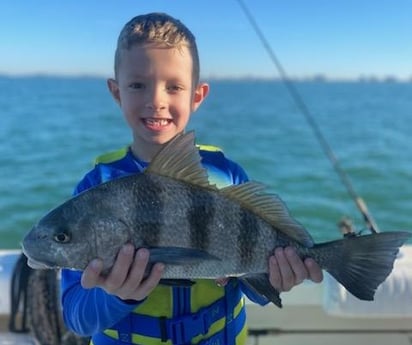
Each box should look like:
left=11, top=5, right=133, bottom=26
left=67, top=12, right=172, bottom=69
left=61, top=166, right=142, bottom=336
left=61, top=269, right=140, bottom=336
left=226, top=158, right=249, bottom=185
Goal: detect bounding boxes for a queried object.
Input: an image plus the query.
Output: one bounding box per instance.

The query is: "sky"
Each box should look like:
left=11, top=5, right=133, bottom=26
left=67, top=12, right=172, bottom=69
left=0, top=0, right=411, bottom=80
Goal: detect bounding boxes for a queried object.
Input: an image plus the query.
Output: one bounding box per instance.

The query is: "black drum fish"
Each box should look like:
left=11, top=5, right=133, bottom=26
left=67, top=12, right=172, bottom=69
left=22, top=131, right=411, bottom=307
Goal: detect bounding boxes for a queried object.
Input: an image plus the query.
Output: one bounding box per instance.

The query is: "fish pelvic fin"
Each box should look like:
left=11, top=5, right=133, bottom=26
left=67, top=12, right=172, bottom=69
left=145, top=131, right=217, bottom=190
left=148, top=247, right=221, bottom=265
left=221, top=182, right=314, bottom=247
left=159, top=279, right=196, bottom=287
left=320, top=231, right=411, bottom=300
left=239, top=273, right=282, bottom=308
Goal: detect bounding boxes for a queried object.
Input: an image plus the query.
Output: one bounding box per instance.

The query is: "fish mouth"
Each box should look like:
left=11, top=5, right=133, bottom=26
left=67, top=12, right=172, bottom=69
left=27, top=258, right=53, bottom=269
left=21, top=245, right=56, bottom=269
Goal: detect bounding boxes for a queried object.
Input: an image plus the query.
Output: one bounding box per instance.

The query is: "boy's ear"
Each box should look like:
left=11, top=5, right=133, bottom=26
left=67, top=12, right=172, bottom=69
left=192, top=82, right=209, bottom=112
left=107, top=78, right=121, bottom=105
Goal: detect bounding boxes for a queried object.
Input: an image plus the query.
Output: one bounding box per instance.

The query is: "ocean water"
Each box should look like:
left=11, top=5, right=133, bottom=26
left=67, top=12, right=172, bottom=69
left=1, top=76, right=411, bottom=249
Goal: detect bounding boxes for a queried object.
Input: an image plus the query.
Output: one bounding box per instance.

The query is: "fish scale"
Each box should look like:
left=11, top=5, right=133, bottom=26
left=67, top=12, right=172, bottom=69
left=22, top=131, right=412, bottom=307
left=131, top=174, right=276, bottom=275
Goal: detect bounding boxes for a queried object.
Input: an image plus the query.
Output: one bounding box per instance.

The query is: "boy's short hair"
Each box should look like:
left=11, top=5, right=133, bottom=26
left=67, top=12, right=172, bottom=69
left=114, top=12, right=200, bottom=85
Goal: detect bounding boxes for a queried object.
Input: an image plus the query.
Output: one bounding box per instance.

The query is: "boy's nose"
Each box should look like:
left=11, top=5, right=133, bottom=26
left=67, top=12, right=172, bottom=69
left=146, top=87, right=166, bottom=110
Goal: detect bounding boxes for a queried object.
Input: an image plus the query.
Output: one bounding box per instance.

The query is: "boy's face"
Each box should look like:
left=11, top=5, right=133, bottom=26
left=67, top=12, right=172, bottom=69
left=108, top=43, right=208, bottom=158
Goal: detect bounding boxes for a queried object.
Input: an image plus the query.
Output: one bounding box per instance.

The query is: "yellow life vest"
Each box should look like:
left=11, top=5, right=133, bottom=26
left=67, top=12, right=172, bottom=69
left=91, top=144, right=248, bottom=345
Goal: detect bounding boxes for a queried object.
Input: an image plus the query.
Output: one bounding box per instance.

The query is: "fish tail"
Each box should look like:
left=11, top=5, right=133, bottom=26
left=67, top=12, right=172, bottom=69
left=316, top=231, right=411, bottom=300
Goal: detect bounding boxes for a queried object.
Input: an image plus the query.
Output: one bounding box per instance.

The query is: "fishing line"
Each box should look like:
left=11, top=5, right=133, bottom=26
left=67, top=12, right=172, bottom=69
left=235, top=0, right=380, bottom=234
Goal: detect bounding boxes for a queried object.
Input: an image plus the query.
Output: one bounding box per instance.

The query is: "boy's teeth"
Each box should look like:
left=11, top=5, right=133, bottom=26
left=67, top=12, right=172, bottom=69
left=146, top=119, right=169, bottom=126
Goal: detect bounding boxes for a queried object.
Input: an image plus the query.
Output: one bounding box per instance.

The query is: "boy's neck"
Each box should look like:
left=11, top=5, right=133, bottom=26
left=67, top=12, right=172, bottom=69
left=130, top=140, right=164, bottom=163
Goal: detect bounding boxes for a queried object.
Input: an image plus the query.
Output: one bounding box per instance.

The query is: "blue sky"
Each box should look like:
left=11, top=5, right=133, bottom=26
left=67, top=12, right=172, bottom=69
left=1, top=0, right=410, bottom=80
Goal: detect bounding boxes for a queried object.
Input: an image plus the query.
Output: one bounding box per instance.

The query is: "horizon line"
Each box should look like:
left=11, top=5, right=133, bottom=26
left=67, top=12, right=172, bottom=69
left=0, top=72, right=411, bottom=83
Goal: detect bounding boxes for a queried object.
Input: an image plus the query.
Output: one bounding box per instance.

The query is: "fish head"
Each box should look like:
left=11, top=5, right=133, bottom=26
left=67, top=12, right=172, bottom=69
left=22, top=187, right=132, bottom=271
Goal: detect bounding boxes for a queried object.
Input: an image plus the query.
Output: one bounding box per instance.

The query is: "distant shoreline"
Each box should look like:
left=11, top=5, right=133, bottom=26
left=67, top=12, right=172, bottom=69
left=1, top=73, right=411, bottom=84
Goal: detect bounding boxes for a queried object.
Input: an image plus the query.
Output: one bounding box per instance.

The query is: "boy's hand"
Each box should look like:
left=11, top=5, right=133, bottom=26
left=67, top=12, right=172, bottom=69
left=81, top=245, right=164, bottom=302
left=269, top=247, right=323, bottom=292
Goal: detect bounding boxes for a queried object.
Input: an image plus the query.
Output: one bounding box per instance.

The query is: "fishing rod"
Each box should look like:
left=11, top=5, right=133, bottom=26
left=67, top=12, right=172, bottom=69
left=236, top=0, right=380, bottom=234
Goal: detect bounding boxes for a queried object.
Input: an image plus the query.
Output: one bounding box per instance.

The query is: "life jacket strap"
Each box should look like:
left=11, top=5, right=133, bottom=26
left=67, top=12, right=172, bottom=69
left=224, top=279, right=238, bottom=344
left=158, top=305, right=213, bottom=344
left=91, top=281, right=244, bottom=345
left=134, top=282, right=241, bottom=343
left=90, top=305, right=246, bottom=345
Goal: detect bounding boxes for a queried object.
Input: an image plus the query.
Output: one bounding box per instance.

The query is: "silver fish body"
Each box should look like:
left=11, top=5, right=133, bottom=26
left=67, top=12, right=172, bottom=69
left=23, top=172, right=282, bottom=276
left=22, top=131, right=411, bottom=307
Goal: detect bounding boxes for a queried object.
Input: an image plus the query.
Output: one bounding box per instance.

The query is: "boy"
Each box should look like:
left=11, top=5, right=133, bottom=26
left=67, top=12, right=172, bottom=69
left=61, top=12, right=322, bottom=345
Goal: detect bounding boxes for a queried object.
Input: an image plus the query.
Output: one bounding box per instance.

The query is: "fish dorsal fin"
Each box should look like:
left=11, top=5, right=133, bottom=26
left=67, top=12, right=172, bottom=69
left=145, top=131, right=215, bottom=189
left=221, top=182, right=314, bottom=247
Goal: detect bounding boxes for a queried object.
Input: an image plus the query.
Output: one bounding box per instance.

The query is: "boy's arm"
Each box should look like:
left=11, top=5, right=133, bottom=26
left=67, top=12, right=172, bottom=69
left=61, top=269, right=138, bottom=336
left=61, top=246, right=164, bottom=336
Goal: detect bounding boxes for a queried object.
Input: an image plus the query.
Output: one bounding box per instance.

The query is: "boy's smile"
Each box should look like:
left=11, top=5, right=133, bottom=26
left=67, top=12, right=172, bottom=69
left=107, top=43, right=208, bottom=161
left=143, top=118, right=172, bottom=129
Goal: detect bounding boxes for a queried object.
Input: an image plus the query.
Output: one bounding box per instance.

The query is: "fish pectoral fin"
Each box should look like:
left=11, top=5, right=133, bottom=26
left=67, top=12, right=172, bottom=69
left=148, top=247, right=221, bottom=265
left=239, top=273, right=282, bottom=308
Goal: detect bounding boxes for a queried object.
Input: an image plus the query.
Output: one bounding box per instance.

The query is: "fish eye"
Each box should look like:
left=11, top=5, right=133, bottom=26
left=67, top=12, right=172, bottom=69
left=53, top=231, right=71, bottom=243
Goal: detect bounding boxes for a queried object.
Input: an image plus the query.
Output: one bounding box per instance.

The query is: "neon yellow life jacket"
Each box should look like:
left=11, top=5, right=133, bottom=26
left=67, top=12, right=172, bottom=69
left=91, top=280, right=247, bottom=345
left=89, top=144, right=249, bottom=345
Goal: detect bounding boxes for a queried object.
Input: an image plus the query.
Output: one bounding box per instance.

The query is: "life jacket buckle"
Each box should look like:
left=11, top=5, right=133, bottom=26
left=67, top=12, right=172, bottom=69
left=168, top=308, right=213, bottom=344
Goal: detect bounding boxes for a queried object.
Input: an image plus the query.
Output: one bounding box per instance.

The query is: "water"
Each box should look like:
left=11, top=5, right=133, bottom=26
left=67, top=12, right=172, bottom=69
left=1, top=76, right=411, bottom=248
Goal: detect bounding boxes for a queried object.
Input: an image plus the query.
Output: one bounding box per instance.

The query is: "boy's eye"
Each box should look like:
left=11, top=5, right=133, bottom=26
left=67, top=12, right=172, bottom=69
left=167, top=85, right=184, bottom=92
left=129, top=82, right=144, bottom=89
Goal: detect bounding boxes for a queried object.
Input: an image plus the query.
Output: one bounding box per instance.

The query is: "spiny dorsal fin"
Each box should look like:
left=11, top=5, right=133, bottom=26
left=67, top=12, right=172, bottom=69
left=145, top=131, right=216, bottom=190
left=221, top=182, right=314, bottom=247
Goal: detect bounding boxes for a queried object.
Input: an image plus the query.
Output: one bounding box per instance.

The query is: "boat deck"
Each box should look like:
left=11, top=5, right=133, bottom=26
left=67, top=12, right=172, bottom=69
left=246, top=303, right=412, bottom=345
left=1, top=302, right=412, bottom=345
left=245, top=265, right=412, bottom=344
left=1, top=248, right=412, bottom=345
